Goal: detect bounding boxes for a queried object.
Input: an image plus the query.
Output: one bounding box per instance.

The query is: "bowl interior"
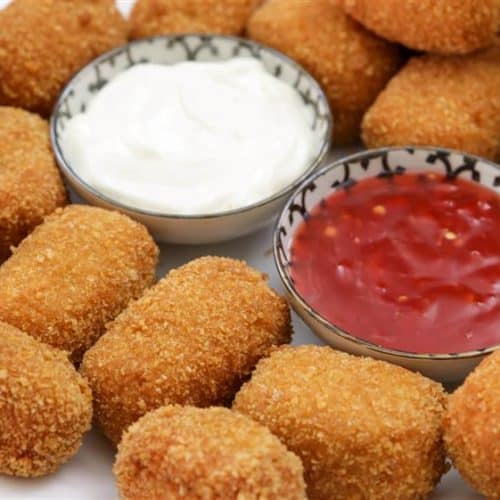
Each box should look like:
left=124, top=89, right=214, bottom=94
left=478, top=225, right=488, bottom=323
left=51, top=34, right=332, bottom=217
left=275, top=147, right=500, bottom=358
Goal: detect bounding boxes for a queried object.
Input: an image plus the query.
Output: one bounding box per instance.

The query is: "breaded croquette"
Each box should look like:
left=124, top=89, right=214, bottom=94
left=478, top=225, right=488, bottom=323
left=0, top=321, right=92, bottom=477
left=81, top=256, right=292, bottom=444
left=247, top=0, right=402, bottom=145
left=336, top=0, right=500, bottom=55
left=114, top=405, right=306, bottom=500
left=444, top=351, right=500, bottom=498
left=0, top=205, right=158, bottom=362
left=362, top=46, right=500, bottom=161
left=233, top=346, right=447, bottom=500
left=0, top=107, right=66, bottom=262
left=130, top=0, right=260, bottom=39
left=0, top=0, right=128, bottom=116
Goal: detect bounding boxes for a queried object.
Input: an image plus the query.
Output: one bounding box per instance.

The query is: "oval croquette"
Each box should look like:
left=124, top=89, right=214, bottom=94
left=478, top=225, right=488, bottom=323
left=444, top=351, right=500, bottom=498
left=114, top=405, right=306, bottom=500
left=130, top=0, right=260, bottom=39
left=0, top=321, right=92, bottom=477
left=361, top=47, right=500, bottom=161
left=0, top=0, right=128, bottom=116
left=80, top=256, right=292, bottom=444
left=233, top=346, right=447, bottom=500
left=0, top=107, right=67, bottom=262
left=335, top=0, right=500, bottom=55
left=0, top=205, right=158, bottom=362
left=247, top=0, right=402, bottom=145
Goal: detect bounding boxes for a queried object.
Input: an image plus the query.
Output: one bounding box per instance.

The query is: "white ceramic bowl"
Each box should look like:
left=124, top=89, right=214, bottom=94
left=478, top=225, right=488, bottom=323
left=50, top=34, right=332, bottom=244
left=274, top=146, right=500, bottom=383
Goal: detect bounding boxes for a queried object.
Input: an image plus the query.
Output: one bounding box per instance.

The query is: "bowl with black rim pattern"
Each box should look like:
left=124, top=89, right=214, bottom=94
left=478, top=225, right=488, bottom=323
left=50, top=34, right=332, bottom=244
left=273, top=146, right=500, bottom=383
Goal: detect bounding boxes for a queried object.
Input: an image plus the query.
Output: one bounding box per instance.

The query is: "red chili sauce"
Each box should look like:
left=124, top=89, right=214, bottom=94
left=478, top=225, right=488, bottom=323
left=290, top=172, right=500, bottom=353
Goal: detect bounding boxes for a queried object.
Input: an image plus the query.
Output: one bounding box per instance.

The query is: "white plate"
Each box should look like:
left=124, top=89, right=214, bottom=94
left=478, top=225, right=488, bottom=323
left=0, top=0, right=484, bottom=497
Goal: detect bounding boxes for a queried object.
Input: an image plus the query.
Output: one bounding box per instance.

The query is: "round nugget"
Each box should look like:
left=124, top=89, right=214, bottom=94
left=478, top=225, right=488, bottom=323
left=247, top=0, right=402, bottom=145
left=130, top=0, right=260, bottom=39
left=0, top=0, right=128, bottom=116
left=0, top=107, right=67, bottom=262
left=362, top=47, right=500, bottom=161
left=336, top=0, right=500, bottom=55
left=0, top=321, right=92, bottom=477
left=444, top=351, right=500, bottom=498
left=81, top=256, right=292, bottom=444
left=233, top=346, right=447, bottom=500
left=114, top=405, right=306, bottom=499
left=0, top=205, right=158, bottom=362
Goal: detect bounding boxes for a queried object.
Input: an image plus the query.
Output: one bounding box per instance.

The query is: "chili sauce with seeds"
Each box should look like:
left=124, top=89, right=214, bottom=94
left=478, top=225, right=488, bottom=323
left=290, top=172, right=500, bottom=353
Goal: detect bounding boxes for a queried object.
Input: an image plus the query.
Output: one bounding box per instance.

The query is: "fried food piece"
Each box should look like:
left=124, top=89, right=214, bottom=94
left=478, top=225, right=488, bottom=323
left=130, top=0, right=260, bottom=39
left=0, top=0, right=128, bottom=116
left=247, top=0, right=402, bottom=145
left=444, top=351, right=500, bottom=498
left=336, top=0, right=500, bottom=55
left=0, top=107, right=67, bottom=262
left=114, top=405, right=306, bottom=500
left=0, top=205, right=158, bottom=362
left=233, top=346, right=447, bottom=500
left=362, top=47, right=500, bottom=161
left=80, top=256, right=291, bottom=444
left=0, top=321, right=92, bottom=477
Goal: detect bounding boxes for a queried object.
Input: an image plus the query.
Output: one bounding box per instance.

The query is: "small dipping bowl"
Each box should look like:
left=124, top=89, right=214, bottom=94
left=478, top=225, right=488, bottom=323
left=50, top=34, right=332, bottom=244
left=274, top=146, right=500, bottom=383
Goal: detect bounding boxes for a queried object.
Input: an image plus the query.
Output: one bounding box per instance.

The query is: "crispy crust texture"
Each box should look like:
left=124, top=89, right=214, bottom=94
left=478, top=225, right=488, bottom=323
left=0, top=205, right=158, bottom=362
left=114, top=405, right=306, bottom=500
left=0, top=0, right=128, bottom=116
left=336, top=0, right=500, bottom=55
left=361, top=47, right=500, bottom=161
left=247, top=0, right=402, bottom=145
left=444, top=351, right=500, bottom=498
left=130, top=0, right=261, bottom=39
left=233, top=346, right=447, bottom=500
left=0, top=321, right=92, bottom=477
left=0, top=107, right=67, bottom=262
left=80, top=256, right=292, bottom=444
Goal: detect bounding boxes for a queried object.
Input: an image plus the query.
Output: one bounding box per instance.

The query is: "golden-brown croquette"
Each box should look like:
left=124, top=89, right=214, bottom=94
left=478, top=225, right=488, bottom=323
left=247, top=0, right=403, bottom=145
left=0, top=107, right=67, bottom=262
left=233, top=345, right=447, bottom=500
left=444, top=351, right=500, bottom=498
left=0, top=321, right=92, bottom=477
left=130, top=0, right=260, bottom=39
left=114, top=405, right=306, bottom=500
left=0, top=205, right=158, bottom=362
left=336, top=0, right=500, bottom=55
left=0, top=0, right=128, bottom=116
left=80, top=256, right=292, bottom=444
left=362, top=47, right=500, bottom=161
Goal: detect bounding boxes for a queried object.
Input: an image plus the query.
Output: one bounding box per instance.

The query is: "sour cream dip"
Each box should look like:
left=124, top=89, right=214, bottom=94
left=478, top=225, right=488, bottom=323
left=61, top=59, right=319, bottom=215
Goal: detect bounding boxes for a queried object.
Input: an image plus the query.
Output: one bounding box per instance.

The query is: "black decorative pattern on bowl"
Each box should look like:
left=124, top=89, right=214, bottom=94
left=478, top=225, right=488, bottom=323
left=53, top=34, right=331, bottom=140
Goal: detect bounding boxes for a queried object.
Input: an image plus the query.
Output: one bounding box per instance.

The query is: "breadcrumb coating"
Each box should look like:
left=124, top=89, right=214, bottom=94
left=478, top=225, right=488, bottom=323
left=0, top=107, right=67, bottom=262
left=0, top=0, right=128, bottom=116
left=130, top=0, right=260, bottom=39
left=247, top=0, right=402, bottom=145
left=0, top=321, right=92, bottom=477
left=0, top=205, right=158, bottom=363
left=114, top=405, right=306, bottom=499
left=336, top=0, right=500, bottom=55
left=444, top=351, right=500, bottom=498
left=233, top=345, right=447, bottom=500
left=80, top=256, right=292, bottom=444
left=362, top=47, right=500, bottom=161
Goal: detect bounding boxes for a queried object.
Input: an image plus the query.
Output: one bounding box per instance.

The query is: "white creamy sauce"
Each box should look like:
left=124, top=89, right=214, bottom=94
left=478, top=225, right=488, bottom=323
left=62, top=59, right=318, bottom=214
